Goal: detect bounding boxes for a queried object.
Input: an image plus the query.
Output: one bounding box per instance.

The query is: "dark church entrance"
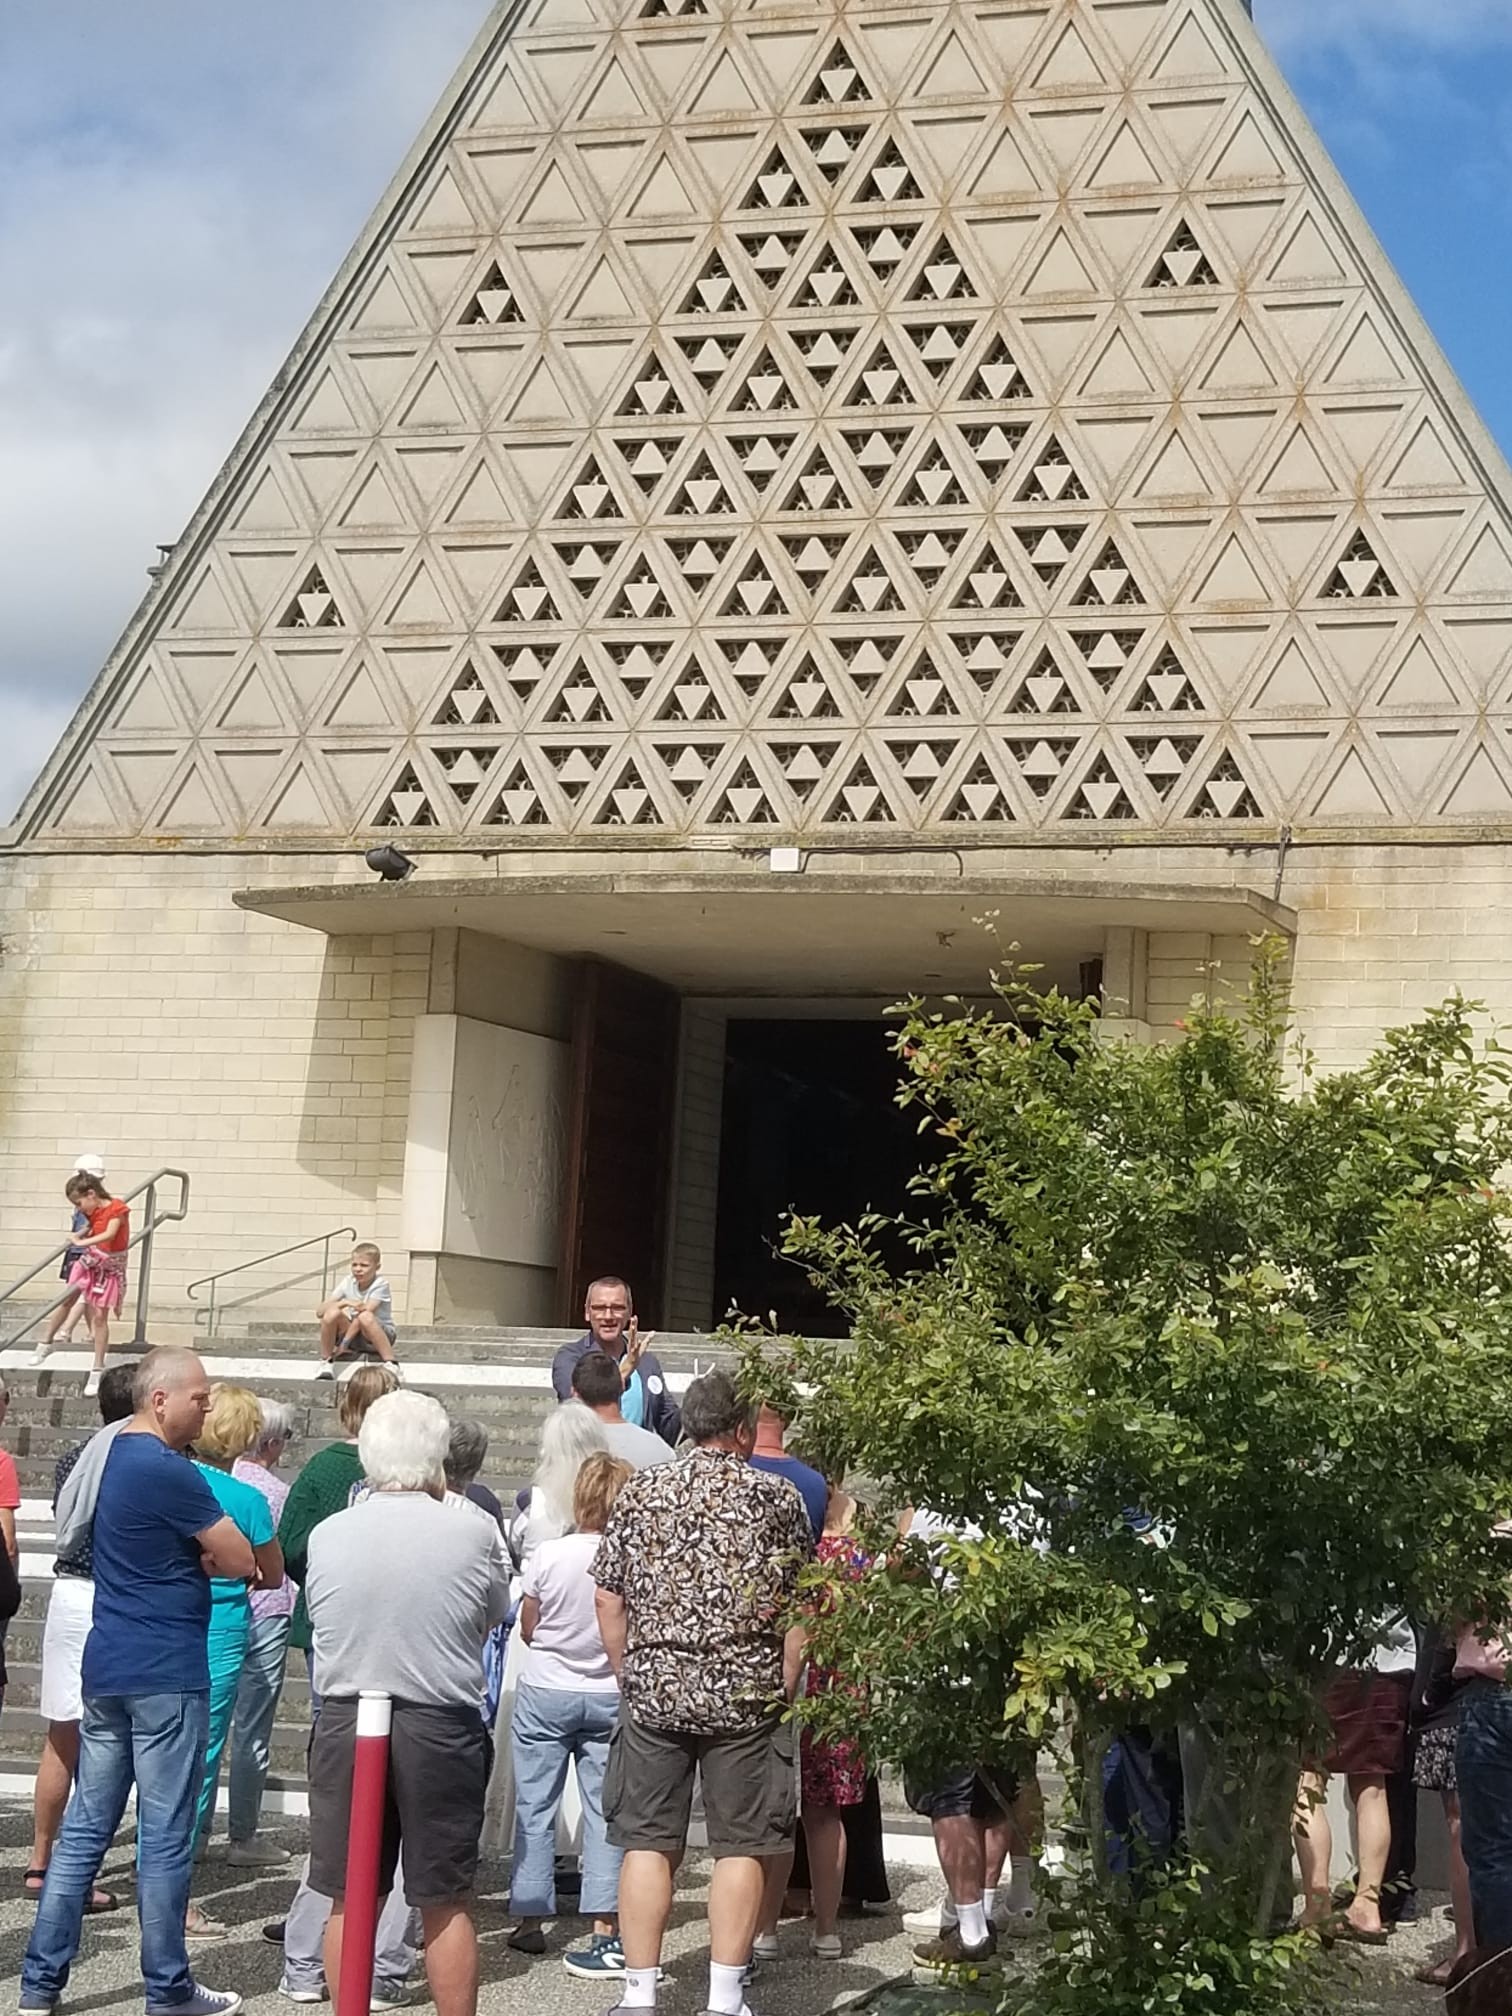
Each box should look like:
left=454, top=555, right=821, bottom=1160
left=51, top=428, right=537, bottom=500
left=712, top=1017, right=924, bottom=1338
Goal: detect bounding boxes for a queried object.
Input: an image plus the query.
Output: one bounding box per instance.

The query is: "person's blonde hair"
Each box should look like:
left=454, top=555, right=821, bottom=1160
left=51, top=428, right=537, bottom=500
left=573, top=1452, right=633, bottom=1534
left=337, top=1361, right=401, bottom=1435
left=197, top=1384, right=263, bottom=1463
left=352, top=1242, right=382, bottom=1265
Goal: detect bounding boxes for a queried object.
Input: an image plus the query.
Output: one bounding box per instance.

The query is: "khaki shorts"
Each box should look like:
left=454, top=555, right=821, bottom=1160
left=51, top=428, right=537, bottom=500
left=604, top=1709, right=796, bottom=1859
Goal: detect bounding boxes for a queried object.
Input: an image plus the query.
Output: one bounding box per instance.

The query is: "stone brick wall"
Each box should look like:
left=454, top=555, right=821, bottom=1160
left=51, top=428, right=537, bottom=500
left=0, top=850, right=432, bottom=1324
left=4, top=839, right=1511, bottom=1333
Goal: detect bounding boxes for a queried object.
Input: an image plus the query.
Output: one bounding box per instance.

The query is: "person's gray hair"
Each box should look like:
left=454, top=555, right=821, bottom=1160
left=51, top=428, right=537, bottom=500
left=132, top=1346, right=202, bottom=1411
left=445, top=1418, right=490, bottom=1488
left=253, top=1397, right=296, bottom=1460
left=357, top=1391, right=451, bottom=1494
left=533, top=1402, right=609, bottom=1538
left=681, top=1367, right=753, bottom=1445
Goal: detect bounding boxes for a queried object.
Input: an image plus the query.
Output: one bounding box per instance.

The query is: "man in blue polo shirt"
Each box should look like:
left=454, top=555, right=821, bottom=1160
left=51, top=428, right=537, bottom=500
left=550, top=1276, right=680, bottom=1446
left=22, top=1347, right=255, bottom=2016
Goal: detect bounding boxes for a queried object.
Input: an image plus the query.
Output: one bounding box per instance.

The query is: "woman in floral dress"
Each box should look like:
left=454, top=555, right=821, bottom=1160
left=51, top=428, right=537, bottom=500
left=800, top=1483, right=873, bottom=1957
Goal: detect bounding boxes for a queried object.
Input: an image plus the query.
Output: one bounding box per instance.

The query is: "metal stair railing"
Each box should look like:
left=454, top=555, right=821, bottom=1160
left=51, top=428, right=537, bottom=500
left=0, top=1169, right=191, bottom=1351
left=187, top=1227, right=356, bottom=1340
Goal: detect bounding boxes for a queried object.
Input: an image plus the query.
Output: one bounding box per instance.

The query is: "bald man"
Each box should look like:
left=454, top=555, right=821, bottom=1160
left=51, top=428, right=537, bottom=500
left=23, top=1349, right=255, bottom=2016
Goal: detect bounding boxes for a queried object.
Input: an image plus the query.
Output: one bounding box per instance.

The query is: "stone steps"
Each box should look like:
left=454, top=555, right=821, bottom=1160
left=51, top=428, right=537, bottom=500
left=0, top=1320, right=779, bottom=1814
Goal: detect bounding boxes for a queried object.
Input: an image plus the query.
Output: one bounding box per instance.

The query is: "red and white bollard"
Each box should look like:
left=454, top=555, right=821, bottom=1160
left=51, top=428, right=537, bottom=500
left=338, top=1691, right=392, bottom=2016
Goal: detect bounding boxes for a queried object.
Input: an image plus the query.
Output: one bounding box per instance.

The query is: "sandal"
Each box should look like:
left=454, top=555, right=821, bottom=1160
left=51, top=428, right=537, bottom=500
left=1334, top=1919, right=1390, bottom=1947
left=24, top=1870, right=118, bottom=1914
left=1415, top=1957, right=1458, bottom=1986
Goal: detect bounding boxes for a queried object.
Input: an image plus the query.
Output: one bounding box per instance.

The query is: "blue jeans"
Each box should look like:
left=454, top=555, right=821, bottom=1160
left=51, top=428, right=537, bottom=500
left=228, top=1614, right=290, bottom=1841
left=24, top=1689, right=209, bottom=2009
left=1457, top=1680, right=1512, bottom=1948
left=510, top=1684, right=621, bottom=1917
left=1103, top=1726, right=1183, bottom=1885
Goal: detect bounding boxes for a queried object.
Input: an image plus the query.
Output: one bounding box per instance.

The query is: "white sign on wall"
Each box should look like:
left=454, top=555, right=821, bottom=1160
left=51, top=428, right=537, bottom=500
left=403, top=1015, right=570, bottom=1271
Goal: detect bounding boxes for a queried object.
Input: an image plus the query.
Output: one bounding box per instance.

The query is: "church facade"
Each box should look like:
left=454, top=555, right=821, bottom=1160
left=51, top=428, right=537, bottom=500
left=4, top=0, right=1512, bottom=1332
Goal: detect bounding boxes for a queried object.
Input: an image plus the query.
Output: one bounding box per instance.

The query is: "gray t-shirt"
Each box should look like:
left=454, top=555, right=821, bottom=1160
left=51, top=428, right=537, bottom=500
left=603, top=1419, right=675, bottom=1470
left=307, top=1491, right=510, bottom=1708
left=332, top=1273, right=394, bottom=1328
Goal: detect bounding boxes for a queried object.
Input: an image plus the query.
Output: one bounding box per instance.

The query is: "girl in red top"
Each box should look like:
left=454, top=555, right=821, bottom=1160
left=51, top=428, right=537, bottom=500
left=63, top=1177, right=129, bottom=1395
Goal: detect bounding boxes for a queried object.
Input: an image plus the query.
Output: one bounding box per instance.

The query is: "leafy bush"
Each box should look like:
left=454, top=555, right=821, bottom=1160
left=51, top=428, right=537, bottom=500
left=735, top=941, right=1512, bottom=2001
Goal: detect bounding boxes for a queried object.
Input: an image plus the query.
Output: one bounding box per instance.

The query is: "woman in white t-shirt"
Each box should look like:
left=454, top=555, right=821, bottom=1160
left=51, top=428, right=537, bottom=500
left=508, top=1451, right=633, bottom=1976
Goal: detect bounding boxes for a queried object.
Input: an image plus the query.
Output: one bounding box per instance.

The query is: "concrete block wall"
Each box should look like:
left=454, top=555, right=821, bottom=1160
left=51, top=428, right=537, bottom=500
left=0, top=850, right=432, bottom=1323
left=5, top=839, right=1512, bottom=1334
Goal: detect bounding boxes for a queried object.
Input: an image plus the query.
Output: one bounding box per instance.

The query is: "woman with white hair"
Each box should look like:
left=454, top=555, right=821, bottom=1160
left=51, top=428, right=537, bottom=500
left=224, top=1397, right=298, bottom=1863
left=305, top=1392, right=511, bottom=2016
left=512, top=1402, right=610, bottom=1570
left=485, top=1403, right=610, bottom=1868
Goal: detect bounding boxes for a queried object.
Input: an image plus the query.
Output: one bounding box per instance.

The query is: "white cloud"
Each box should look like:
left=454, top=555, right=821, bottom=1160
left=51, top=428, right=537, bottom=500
left=0, top=696, right=78, bottom=831
left=0, top=0, right=482, bottom=818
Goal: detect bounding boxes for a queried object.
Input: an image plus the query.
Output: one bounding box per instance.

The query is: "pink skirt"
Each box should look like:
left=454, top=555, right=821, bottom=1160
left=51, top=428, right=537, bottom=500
left=67, top=1251, right=126, bottom=1316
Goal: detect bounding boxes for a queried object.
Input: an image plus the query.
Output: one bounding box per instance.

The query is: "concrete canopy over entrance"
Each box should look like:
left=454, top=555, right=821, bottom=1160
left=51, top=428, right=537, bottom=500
left=235, top=869, right=1292, bottom=996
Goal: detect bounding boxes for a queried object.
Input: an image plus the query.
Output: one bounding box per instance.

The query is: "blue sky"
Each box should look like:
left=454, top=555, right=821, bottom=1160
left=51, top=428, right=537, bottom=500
left=1, top=0, right=1509, bottom=822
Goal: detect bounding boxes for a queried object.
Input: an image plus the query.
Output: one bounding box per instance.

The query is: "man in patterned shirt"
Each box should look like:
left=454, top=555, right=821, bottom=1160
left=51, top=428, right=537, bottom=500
left=593, top=1368, right=812, bottom=2016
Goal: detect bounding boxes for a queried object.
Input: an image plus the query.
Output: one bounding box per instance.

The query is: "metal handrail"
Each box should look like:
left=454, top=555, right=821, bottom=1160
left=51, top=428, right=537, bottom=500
left=187, top=1226, right=356, bottom=1340
left=0, top=1168, right=191, bottom=1351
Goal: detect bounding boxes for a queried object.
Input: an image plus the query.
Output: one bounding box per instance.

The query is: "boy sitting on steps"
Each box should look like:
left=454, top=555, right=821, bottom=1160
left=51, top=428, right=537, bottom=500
left=315, top=1243, right=398, bottom=1380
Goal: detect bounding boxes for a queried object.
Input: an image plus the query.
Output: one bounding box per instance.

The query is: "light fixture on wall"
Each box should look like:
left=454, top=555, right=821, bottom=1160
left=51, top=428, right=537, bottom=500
left=364, top=845, right=416, bottom=883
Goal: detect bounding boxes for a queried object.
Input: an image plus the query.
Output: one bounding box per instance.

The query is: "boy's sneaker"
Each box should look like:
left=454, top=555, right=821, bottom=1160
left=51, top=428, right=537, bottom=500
left=902, top=1899, right=955, bottom=1936
left=19, top=1998, right=59, bottom=2014
left=147, top=1991, right=242, bottom=2016
left=313, top=1363, right=334, bottom=1382
left=369, top=1989, right=410, bottom=2010
left=83, top=1370, right=101, bottom=1398
left=562, top=1934, right=624, bottom=1977
left=912, top=1925, right=1000, bottom=1982
left=277, top=1989, right=324, bottom=2006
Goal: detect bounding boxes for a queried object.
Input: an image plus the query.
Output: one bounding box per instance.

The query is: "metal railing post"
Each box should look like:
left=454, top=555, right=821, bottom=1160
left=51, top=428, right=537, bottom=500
left=130, top=1179, right=158, bottom=1350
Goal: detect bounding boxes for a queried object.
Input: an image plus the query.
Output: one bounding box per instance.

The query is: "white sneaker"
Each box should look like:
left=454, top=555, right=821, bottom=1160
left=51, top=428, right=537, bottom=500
left=369, top=1990, right=410, bottom=2011
left=225, top=1838, right=289, bottom=1867
left=314, top=1362, right=334, bottom=1381
left=278, top=1987, right=326, bottom=2006
left=30, top=1342, right=51, bottom=1368
left=750, top=1931, right=779, bottom=1959
left=902, top=1900, right=955, bottom=1936
left=810, top=1932, right=842, bottom=1958
left=83, top=1369, right=101, bottom=1398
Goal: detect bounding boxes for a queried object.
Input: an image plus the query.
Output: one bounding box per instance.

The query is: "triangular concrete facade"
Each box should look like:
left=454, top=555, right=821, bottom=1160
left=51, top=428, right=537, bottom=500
left=21, top=0, right=1512, bottom=844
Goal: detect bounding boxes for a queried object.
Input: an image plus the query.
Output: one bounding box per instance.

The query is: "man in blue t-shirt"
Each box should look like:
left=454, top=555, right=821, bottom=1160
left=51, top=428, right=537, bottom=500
left=550, top=1275, right=681, bottom=1446
left=23, top=1348, right=255, bottom=2016
left=749, top=1401, right=829, bottom=1539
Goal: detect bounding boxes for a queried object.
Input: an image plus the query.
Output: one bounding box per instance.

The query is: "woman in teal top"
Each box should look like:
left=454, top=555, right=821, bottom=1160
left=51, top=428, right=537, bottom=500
left=188, top=1385, right=283, bottom=1933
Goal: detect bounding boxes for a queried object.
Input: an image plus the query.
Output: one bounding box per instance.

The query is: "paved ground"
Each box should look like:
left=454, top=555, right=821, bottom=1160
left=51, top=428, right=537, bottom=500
left=0, top=1804, right=1455, bottom=2014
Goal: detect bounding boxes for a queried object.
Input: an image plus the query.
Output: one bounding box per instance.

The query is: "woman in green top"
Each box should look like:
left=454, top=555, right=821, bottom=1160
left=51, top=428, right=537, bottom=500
left=277, top=1363, right=401, bottom=1662
left=189, top=1384, right=284, bottom=1933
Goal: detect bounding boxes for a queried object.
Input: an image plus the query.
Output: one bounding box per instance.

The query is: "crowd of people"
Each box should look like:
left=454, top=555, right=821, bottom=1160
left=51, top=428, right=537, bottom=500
left=12, top=1259, right=1512, bottom=2015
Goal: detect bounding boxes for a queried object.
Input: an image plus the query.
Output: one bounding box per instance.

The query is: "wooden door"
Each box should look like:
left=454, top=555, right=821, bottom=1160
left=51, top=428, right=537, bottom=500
left=557, top=959, right=681, bottom=1327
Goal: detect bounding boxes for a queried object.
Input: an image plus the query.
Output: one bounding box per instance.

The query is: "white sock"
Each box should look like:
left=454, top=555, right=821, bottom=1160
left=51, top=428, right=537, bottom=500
left=619, top=1964, right=658, bottom=2009
left=956, top=1898, right=989, bottom=1947
left=980, top=1889, right=996, bottom=1924
left=1006, top=1855, right=1035, bottom=1913
left=706, top=1960, right=747, bottom=2015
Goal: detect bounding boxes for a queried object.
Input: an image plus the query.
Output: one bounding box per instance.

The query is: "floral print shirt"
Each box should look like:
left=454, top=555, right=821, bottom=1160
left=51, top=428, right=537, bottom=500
left=593, top=1447, right=813, bottom=1733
